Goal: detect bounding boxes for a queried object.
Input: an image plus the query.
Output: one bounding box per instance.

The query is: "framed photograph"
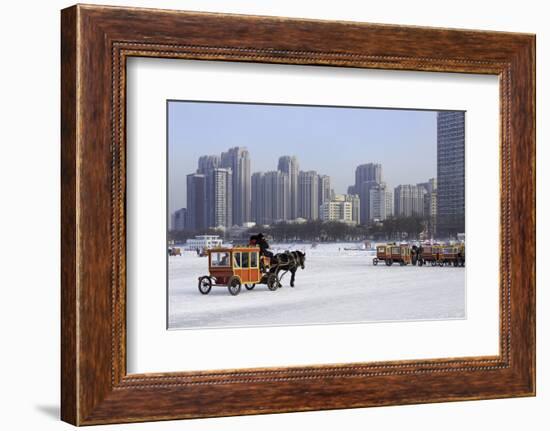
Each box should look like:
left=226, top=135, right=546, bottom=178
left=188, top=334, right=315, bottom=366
left=165, top=101, right=466, bottom=330
left=61, top=4, right=536, bottom=425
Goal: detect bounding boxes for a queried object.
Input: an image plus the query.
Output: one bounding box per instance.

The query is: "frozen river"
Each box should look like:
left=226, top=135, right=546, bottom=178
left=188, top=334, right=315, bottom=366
left=168, top=243, right=465, bottom=329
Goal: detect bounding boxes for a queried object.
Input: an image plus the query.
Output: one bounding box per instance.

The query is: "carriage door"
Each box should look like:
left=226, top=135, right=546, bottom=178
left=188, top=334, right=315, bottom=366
left=233, top=252, right=243, bottom=281
left=240, top=252, right=250, bottom=283
left=249, top=251, right=260, bottom=283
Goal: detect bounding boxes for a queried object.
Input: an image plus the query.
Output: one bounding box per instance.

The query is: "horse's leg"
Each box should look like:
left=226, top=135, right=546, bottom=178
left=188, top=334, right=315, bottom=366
left=277, top=269, right=289, bottom=287
left=277, top=266, right=286, bottom=287
left=290, top=268, right=296, bottom=287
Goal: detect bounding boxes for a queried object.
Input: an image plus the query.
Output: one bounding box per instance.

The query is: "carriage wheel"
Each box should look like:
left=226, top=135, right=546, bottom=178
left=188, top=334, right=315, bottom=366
left=453, top=260, right=459, bottom=267
left=385, top=259, right=393, bottom=266
left=245, top=283, right=255, bottom=290
left=227, top=276, right=241, bottom=296
left=198, top=276, right=212, bottom=295
left=418, top=259, right=423, bottom=267
left=373, top=258, right=378, bottom=266
left=267, top=274, right=278, bottom=291
left=439, top=261, right=444, bottom=267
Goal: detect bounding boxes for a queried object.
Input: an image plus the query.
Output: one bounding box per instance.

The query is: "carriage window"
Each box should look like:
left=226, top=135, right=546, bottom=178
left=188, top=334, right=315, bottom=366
left=392, top=247, right=399, bottom=254
left=377, top=246, right=385, bottom=252
left=211, top=252, right=230, bottom=267
left=241, top=252, right=249, bottom=268
left=250, top=252, right=258, bottom=268
left=233, top=252, right=241, bottom=268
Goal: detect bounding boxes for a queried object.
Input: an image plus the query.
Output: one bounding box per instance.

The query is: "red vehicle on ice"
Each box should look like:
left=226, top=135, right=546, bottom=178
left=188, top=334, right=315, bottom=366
left=438, top=245, right=466, bottom=267
left=198, top=246, right=278, bottom=296
left=418, top=245, right=441, bottom=266
left=373, top=243, right=412, bottom=266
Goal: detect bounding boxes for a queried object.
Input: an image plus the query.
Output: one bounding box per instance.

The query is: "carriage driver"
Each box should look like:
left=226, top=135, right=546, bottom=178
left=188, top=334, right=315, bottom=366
left=249, top=233, right=274, bottom=259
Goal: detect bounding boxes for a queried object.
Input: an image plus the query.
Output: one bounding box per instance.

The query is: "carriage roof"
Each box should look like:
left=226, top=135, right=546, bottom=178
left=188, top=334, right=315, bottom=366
left=207, top=246, right=260, bottom=254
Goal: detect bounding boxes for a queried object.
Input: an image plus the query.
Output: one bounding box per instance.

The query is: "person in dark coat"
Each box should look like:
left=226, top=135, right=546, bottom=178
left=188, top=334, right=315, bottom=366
left=249, top=233, right=274, bottom=259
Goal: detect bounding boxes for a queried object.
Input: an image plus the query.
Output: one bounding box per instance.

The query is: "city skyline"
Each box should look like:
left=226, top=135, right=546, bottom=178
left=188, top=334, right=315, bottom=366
left=179, top=145, right=438, bottom=231
left=169, top=101, right=440, bottom=216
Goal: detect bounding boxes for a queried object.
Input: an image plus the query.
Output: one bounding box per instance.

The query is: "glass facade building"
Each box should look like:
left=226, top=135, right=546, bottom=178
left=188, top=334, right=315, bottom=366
left=436, top=111, right=465, bottom=238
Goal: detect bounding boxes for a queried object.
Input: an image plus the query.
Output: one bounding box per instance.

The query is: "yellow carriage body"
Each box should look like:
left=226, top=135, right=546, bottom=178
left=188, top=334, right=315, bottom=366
left=373, top=243, right=411, bottom=266
left=207, top=246, right=262, bottom=286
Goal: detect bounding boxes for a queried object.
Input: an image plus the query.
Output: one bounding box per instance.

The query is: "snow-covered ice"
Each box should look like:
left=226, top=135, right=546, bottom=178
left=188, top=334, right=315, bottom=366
left=168, top=242, right=465, bottom=329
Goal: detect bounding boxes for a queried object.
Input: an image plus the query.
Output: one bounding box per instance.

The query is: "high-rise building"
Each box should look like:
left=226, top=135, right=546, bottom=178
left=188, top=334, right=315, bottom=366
left=278, top=156, right=300, bottom=219
left=318, top=175, right=331, bottom=207
left=197, top=155, right=220, bottom=175
left=437, top=111, right=465, bottom=238
left=194, top=154, right=233, bottom=229
left=385, top=193, right=394, bottom=219
left=221, top=147, right=251, bottom=226
left=186, top=173, right=206, bottom=230
left=355, top=163, right=382, bottom=187
left=320, top=197, right=353, bottom=224
left=418, top=178, right=437, bottom=195
left=251, top=172, right=264, bottom=225
left=251, top=171, right=290, bottom=225
left=414, top=185, right=426, bottom=216
left=343, top=194, right=361, bottom=224
left=354, top=163, right=382, bottom=224
left=358, top=180, right=378, bottom=224
left=264, top=171, right=290, bottom=224
left=347, top=185, right=357, bottom=195
left=418, top=178, right=437, bottom=237
left=394, top=184, right=426, bottom=217
left=298, top=171, right=319, bottom=220
left=206, top=168, right=233, bottom=228
left=427, top=190, right=437, bottom=219
left=369, top=183, right=393, bottom=221
left=171, top=208, right=187, bottom=231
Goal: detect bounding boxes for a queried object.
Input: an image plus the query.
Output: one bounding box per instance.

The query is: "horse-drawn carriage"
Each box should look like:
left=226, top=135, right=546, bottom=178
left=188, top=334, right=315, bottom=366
left=197, top=246, right=278, bottom=296
left=197, top=245, right=305, bottom=296
left=168, top=247, right=182, bottom=256
left=374, top=241, right=465, bottom=268
left=373, top=243, right=412, bottom=266
left=438, top=245, right=465, bottom=267
left=417, top=244, right=440, bottom=266
left=372, top=244, right=390, bottom=265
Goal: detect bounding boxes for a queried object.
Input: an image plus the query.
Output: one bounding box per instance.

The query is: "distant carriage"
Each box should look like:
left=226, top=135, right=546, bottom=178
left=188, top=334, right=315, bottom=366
left=438, top=245, right=465, bottom=267
left=373, top=243, right=412, bottom=266
left=198, top=246, right=279, bottom=296
left=457, top=244, right=466, bottom=266
left=168, top=247, right=182, bottom=256
left=418, top=245, right=441, bottom=266
left=389, top=244, right=412, bottom=266
left=373, top=244, right=390, bottom=265
left=375, top=242, right=465, bottom=268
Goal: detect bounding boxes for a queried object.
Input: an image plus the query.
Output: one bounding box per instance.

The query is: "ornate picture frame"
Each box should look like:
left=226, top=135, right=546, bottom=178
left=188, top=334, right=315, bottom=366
left=61, top=4, right=535, bottom=425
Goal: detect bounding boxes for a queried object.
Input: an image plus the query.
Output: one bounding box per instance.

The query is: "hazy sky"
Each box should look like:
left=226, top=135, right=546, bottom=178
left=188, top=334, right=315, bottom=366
left=168, top=101, right=438, bottom=215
